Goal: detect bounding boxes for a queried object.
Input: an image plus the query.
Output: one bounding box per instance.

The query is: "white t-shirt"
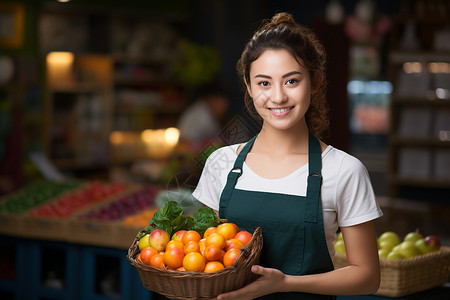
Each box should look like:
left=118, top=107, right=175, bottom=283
left=193, top=143, right=383, bottom=257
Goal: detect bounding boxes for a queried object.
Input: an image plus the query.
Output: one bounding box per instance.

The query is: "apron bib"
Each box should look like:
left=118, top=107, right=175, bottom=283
left=219, top=133, right=335, bottom=299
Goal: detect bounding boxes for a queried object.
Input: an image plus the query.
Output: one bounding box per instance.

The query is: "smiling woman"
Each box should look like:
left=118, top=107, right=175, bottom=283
left=192, top=12, right=383, bottom=300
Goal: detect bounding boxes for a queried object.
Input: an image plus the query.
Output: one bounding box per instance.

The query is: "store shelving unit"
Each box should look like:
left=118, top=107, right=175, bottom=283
left=0, top=235, right=160, bottom=300
left=387, top=14, right=450, bottom=199
left=44, top=54, right=114, bottom=175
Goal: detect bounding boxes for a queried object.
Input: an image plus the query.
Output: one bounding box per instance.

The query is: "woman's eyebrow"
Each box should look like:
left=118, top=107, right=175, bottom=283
left=254, top=71, right=302, bottom=79
left=282, top=71, right=302, bottom=78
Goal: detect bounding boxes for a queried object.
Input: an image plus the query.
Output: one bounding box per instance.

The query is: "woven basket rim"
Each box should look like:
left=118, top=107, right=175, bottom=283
left=334, top=245, right=450, bottom=265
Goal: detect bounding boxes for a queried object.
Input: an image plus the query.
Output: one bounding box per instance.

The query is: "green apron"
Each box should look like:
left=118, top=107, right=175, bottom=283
left=219, top=133, right=335, bottom=299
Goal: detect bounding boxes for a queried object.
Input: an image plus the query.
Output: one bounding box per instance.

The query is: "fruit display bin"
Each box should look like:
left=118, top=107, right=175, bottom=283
left=333, top=246, right=450, bottom=297
left=127, top=227, right=263, bottom=300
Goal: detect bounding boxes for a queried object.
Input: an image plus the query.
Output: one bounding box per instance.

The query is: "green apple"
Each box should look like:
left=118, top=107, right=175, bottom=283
left=378, top=231, right=400, bottom=246
left=379, top=239, right=399, bottom=252
left=397, top=241, right=421, bottom=258
left=378, top=248, right=390, bottom=258
left=415, top=235, right=441, bottom=254
left=334, top=240, right=346, bottom=254
left=387, top=251, right=405, bottom=260
left=404, top=231, right=423, bottom=243
left=138, top=234, right=151, bottom=251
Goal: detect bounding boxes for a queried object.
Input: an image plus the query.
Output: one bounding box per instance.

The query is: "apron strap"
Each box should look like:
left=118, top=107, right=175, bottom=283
left=305, top=132, right=322, bottom=223
left=219, top=136, right=257, bottom=219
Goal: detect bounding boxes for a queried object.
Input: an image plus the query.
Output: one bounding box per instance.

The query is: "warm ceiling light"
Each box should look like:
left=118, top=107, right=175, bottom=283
left=57, top=0, right=71, bottom=3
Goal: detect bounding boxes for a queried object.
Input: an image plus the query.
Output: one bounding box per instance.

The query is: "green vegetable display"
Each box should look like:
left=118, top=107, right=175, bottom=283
left=136, top=201, right=226, bottom=240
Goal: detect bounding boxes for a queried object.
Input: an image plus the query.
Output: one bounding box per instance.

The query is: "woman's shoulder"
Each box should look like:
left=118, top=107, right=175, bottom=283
left=323, top=146, right=368, bottom=173
left=203, top=143, right=240, bottom=167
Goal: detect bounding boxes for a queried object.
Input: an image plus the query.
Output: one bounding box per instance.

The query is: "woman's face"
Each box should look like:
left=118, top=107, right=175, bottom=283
left=246, top=49, right=311, bottom=131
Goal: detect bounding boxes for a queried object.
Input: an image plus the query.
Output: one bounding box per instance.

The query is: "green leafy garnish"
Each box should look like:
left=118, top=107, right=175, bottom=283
left=135, top=201, right=226, bottom=240
left=192, top=207, right=226, bottom=237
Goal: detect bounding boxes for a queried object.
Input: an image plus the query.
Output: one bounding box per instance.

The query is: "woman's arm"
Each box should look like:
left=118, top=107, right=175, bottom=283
left=213, top=221, right=380, bottom=300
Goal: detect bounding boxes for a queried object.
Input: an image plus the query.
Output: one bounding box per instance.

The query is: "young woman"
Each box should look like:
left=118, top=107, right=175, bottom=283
left=193, top=12, right=382, bottom=300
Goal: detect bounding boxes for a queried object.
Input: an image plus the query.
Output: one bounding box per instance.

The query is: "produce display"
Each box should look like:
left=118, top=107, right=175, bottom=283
left=134, top=201, right=253, bottom=272
left=29, top=181, right=126, bottom=218
left=79, top=186, right=158, bottom=221
left=334, top=230, right=442, bottom=259
left=122, top=207, right=160, bottom=227
left=0, top=180, right=81, bottom=214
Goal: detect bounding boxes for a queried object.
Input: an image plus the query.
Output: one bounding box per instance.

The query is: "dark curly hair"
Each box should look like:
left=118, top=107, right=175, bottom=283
left=236, top=12, right=329, bottom=139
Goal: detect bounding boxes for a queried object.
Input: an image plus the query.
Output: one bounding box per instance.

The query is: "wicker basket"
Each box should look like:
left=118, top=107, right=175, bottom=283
left=128, top=227, right=263, bottom=300
left=333, top=246, right=450, bottom=297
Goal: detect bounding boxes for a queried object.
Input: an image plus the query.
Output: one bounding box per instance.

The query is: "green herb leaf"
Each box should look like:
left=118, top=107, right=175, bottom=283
left=192, top=207, right=226, bottom=237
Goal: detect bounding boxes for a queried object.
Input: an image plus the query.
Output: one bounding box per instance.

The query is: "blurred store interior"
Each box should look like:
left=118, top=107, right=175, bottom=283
left=0, top=0, right=449, bottom=298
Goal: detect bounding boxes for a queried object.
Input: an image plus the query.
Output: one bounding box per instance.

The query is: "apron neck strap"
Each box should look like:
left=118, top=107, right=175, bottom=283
left=305, top=132, right=322, bottom=223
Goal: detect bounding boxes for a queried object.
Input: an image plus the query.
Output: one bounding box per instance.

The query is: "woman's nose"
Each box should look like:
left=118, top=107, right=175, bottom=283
left=271, top=85, right=287, bottom=104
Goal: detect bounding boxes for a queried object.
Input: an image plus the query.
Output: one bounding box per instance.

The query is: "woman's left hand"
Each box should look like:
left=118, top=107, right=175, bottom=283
left=210, top=265, right=286, bottom=300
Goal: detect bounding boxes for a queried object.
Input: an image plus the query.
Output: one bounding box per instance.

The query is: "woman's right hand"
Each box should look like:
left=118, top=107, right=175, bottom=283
left=210, top=265, right=287, bottom=300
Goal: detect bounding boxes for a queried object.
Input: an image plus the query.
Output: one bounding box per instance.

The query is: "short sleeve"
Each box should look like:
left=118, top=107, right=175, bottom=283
left=192, top=145, right=238, bottom=211
left=335, top=155, right=383, bottom=227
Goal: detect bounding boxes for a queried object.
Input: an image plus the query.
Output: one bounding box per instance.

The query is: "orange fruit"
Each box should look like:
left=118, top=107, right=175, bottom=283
left=184, top=240, right=200, bottom=254
left=206, top=233, right=226, bottom=249
left=203, top=245, right=225, bottom=262
left=203, top=227, right=217, bottom=239
left=217, top=223, right=239, bottom=240
left=199, top=238, right=206, bottom=253
left=183, top=252, right=206, bottom=272
left=166, top=240, right=184, bottom=250
left=149, top=253, right=166, bottom=269
left=225, top=238, right=245, bottom=252
left=182, top=230, right=202, bottom=244
left=234, top=231, right=252, bottom=245
left=164, top=246, right=185, bottom=269
left=204, top=261, right=225, bottom=273
left=176, top=266, right=186, bottom=271
left=139, top=247, right=158, bottom=265
left=223, top=248, right=241, bottom=267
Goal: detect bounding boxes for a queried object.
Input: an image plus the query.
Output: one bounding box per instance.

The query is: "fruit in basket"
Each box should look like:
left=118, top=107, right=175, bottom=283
left=138, top=234, right=151, bottom=251
left=378, top=231, right=400, bottom=247
left=378, top=249, right=389, bottom=258
left=235, top=231, right=253, bottom=245
left=415, top=235, right=441, bottom=254
left=204, top=245, right=225, bottom=262
left=149, top=253, right=166, bottom=269
left=183, top=252, right=206, bottom=272
left=184, top=241, right=201, bottom=254
left=378, top=239, right=399, bottom=252
left=225, top=239, right=245, bottom=252
left=166, top=240, right=184, bottom=250
left=386, top=252, right=405, bottom=260
left=164, top=246, right=185, bottom=269
left=396, top=241, right=421, bottom=258
left=149, top=229, right=170, bottom=252
left=206, top=233, right=227, bottom=249
left=204, top=261, right=225, bottom=273
left=223, top=248, right=241, bottom=267
left=139, top=247, right=159, bottom=265
left=334, top=240, right=346, bottom=254
left=403, top=231, right=423, bottom=243
left=182, top=230, right=202, bottom=244
left=203, top=227, right=217, bottom=239
left=171, top=230, right=187, bottom=241
left=216, top=223, right=239, bottom=240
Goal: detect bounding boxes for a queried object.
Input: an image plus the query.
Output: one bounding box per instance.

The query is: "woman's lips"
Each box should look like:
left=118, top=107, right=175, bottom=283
left=268, top=106, right=294, bottom=117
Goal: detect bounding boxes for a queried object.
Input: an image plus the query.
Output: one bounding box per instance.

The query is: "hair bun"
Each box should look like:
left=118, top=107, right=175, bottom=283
left=270, top=12, right=296, bottom=27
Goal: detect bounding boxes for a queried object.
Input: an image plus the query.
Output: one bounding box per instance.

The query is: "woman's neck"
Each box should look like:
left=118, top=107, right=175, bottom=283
left=253, top=122, right=309, bottom=156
